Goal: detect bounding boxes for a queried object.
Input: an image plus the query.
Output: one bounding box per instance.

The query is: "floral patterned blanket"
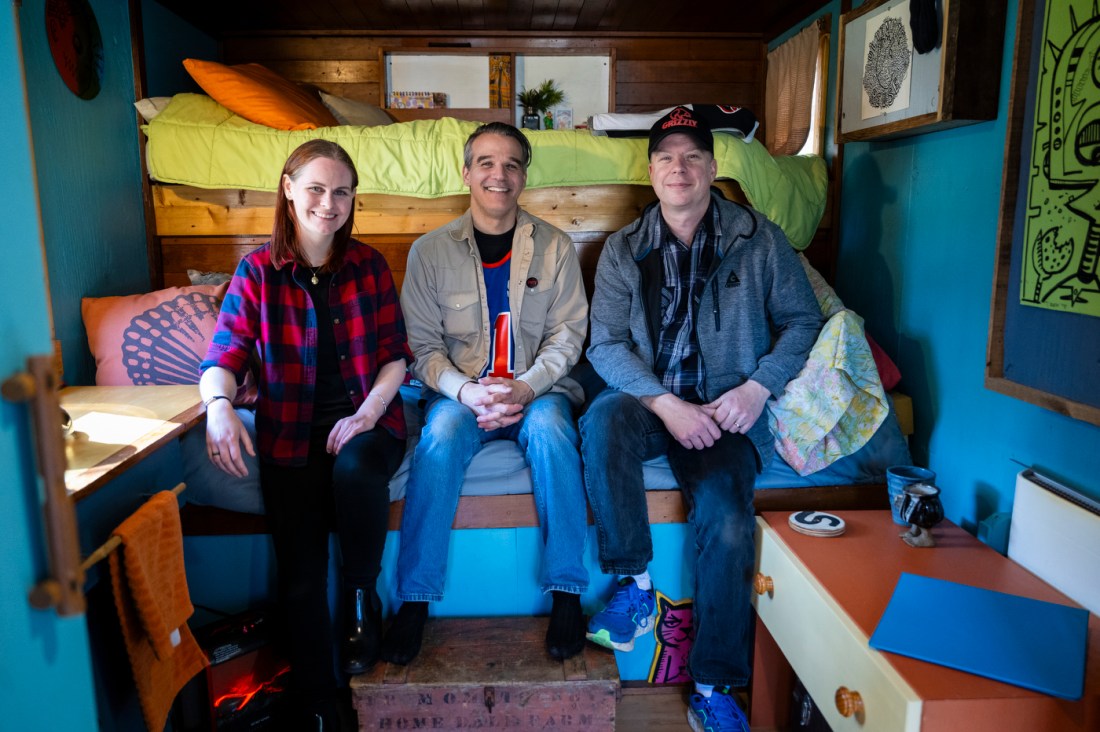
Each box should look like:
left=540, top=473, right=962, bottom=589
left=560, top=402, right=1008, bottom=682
left=767, top=258, right=891, bottom=475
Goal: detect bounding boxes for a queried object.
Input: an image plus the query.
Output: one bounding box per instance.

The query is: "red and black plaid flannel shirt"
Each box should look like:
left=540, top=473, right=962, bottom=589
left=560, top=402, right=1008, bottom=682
left=202, top=240, right=413, bottom=466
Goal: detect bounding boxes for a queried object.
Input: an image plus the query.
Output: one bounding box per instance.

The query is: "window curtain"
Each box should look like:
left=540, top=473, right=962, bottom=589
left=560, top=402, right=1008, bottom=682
left=765, top=23, right=822, bottom=156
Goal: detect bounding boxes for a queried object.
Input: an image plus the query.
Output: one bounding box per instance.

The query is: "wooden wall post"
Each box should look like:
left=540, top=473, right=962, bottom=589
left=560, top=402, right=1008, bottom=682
left=2, top=355, right=85, bottom=615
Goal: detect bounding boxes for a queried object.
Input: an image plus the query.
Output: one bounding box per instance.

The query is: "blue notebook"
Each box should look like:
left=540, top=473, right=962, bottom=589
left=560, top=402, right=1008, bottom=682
left=869, top=572, right=1089, bottom=700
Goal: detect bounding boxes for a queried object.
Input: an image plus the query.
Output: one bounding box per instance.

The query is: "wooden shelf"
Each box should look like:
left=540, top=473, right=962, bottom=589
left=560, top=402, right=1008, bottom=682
left=386, top=107, right=512, bottom=123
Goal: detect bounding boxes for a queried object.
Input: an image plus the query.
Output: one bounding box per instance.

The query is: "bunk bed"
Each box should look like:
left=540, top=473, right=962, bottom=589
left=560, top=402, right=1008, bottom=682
left=134, top=93, right=912, bottom=532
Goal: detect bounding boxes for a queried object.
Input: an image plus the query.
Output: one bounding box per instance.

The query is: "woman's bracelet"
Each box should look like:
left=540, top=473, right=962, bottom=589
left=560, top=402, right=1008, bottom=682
left=369, top=391, right=387, bottom=409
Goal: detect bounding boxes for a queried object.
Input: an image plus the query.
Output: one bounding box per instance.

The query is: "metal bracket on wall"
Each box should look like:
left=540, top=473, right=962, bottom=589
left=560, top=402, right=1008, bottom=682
left=2, top=354, right=85, bottom=616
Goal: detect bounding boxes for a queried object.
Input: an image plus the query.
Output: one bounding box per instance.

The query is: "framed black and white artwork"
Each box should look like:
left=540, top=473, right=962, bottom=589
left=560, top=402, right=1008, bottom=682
left=837, top=0, right=1006, bottom=143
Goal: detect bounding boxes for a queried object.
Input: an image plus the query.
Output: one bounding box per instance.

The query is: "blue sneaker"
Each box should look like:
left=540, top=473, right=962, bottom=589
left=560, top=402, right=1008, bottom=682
left=687, top=687, right=750, bottom=732
left=585, top=577, right=656, bottom=651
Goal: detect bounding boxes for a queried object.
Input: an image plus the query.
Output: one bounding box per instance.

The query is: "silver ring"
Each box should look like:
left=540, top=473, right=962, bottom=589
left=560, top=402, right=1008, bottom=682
left=212, top=451, right=221, bottom=456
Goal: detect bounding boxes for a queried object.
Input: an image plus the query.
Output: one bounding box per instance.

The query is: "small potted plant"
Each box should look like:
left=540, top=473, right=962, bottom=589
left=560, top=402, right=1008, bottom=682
left=517, top=79, right=564, bottom=130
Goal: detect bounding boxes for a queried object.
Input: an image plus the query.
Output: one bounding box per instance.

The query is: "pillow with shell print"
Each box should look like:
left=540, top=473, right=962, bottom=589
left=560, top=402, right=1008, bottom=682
left=81, top=283, right=256, bottom=403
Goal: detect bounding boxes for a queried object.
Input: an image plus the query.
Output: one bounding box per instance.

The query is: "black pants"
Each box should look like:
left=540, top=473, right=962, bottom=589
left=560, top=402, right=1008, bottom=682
left=260, top=426, right=404, bottom=700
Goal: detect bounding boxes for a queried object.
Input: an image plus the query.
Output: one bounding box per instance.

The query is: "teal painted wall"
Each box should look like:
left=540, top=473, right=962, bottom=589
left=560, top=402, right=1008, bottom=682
left=181, top=524, right=692, bottom=682
left=10, top=3, right=218, bottom=727
left=20, top=0, right=151, bottom=387
left=795, top=0, right=1099, bottom=532
left=0, top=5, right=98, bottom=729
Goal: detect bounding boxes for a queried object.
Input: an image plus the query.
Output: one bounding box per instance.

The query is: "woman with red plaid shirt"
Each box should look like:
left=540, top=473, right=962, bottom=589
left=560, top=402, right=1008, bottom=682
left=200, top=139, right=411, bottom=730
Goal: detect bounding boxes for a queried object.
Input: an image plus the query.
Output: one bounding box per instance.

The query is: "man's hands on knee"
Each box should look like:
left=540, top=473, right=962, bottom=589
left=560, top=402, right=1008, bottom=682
left=458, top=377, right=534, bottom=431
left=643, top=393, right=721, bottom=450
left=706, top=380, right=770, bottom=434
left=643, top=379, right=770, bottom=449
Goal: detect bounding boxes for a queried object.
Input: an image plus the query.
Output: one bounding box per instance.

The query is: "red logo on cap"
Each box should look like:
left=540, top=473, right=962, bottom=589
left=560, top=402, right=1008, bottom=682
left=663, top=107, right=698, bottom=130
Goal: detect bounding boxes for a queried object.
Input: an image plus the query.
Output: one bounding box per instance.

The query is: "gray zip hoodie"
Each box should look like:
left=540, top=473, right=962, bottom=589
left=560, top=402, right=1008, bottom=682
left=587, top=191, right=824, bottom=466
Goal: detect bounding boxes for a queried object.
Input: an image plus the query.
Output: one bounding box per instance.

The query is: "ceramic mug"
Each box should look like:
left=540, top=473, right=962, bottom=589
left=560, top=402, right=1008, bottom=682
left=886, top=466, right=936, bottom=524
left=896, top=482, right=944, bottom=530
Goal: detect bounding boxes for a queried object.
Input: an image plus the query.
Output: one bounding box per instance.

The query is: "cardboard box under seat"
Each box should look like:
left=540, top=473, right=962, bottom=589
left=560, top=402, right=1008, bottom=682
left=351, top=617, right=620, bottom=730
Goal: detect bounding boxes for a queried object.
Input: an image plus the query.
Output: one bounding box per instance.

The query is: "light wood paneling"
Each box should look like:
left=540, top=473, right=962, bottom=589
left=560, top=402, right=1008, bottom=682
left=152, top=183, right=747, bottom=238
left=148, top=178, right=852, bottom=301
left=263, top=59, right=381, bottom=84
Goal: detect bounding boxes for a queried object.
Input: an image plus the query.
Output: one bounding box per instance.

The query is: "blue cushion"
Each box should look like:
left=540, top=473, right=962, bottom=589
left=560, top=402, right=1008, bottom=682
left=181, top=390, right=913, bottom=512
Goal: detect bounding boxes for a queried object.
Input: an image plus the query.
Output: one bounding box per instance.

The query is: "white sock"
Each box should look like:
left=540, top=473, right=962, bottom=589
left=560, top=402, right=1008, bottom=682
left=630, top=571, right=652, bottom=591
left=695, top=683, right=714, bottom=698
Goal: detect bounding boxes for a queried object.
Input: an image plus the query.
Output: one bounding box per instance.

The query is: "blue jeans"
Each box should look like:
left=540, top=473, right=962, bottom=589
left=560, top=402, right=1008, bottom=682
left=396, top=390, right=589, bottom=601
left=579, top=389, right=757, bottom=686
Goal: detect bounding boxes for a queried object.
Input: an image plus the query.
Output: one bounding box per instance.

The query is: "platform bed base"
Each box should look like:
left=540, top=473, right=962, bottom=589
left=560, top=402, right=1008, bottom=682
left=179, top=483, right=889, bottom=536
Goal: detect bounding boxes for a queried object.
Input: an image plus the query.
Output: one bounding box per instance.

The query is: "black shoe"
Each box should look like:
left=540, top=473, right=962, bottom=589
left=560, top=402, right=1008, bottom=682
left=379, top=601, right=428, bottom=665
left=546, top=591, right=585, bottom=660
left=341, top=585, right=382, bottom=675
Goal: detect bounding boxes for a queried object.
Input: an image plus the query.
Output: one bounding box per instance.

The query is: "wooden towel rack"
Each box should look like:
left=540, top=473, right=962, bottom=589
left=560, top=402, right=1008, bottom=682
left=80, top=482, right=187, bottom=572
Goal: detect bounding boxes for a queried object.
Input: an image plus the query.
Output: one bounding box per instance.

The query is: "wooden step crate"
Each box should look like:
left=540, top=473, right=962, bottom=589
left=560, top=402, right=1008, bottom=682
left=351, top=617, right=620, bottom=730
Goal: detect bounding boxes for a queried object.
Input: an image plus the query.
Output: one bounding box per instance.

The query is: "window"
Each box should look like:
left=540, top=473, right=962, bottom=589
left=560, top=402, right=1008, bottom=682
left=766, top=18, right=829, bottom=157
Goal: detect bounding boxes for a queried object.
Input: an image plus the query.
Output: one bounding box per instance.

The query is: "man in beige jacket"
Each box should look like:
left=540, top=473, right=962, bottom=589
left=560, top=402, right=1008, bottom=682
left=381, top=122, right=590, bottom=665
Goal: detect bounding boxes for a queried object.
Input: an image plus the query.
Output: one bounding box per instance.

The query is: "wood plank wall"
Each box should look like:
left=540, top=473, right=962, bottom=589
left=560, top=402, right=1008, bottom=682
left=155, top=181, right=752, bottom=297
left=221, top=31, right=766, bottom=119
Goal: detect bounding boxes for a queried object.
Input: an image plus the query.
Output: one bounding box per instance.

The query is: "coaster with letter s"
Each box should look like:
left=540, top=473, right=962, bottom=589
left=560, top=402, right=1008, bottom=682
left=788, top=511, right=846, bottom=537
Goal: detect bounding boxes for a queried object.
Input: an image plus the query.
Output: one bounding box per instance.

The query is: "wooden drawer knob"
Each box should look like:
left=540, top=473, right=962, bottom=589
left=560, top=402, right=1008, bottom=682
left=753, top=573, right=774, bottom=595
left=835, top=686, right=864, bottom=717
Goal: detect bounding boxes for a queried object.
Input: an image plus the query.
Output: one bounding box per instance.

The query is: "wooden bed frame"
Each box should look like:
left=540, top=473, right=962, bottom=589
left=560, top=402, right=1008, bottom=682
left=152, top=179, right=837, bottom=291
left=150, top=173, right=891, bottom=536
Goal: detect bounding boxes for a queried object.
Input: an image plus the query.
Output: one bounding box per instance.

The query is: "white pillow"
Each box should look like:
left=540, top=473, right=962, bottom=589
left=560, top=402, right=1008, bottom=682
left=319, top=91, right=394, bottom=127
left=134, top=96, right=174, bottom=122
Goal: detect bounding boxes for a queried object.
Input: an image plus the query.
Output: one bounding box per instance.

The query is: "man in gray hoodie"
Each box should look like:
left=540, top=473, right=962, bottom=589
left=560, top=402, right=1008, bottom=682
left=581, top=106, right=823, bottom=731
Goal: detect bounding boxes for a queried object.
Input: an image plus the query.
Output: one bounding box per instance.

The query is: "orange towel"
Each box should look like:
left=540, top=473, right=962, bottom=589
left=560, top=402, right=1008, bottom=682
left=109, top=491, right=209, bottom=731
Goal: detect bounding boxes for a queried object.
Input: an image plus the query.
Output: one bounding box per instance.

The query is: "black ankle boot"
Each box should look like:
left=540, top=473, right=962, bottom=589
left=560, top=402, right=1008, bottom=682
left=341, top=585, right=382, bottom=675
left=379, top=601, right=428, bottom=665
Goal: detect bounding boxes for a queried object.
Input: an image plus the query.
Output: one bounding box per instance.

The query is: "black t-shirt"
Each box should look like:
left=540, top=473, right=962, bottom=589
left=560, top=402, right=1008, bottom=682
left=475, top=226, right=514, bottom=265
left=309, top=271, right=354, bottom=427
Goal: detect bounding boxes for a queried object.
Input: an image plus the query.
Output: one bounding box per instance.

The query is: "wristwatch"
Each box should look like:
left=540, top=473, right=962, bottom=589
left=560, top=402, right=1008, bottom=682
left=203, top=394, right=232, bottom=408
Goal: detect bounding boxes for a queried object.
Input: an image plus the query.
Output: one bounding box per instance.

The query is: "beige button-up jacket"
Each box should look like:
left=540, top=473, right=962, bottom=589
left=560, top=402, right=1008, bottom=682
left=400, top=208, right=588, bottom=405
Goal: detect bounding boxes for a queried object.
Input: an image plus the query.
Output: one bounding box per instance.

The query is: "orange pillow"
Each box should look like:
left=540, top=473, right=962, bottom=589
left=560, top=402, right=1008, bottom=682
left=81, top=284, right=256, bottom=403
left=182, top=58, right=338, bottom=130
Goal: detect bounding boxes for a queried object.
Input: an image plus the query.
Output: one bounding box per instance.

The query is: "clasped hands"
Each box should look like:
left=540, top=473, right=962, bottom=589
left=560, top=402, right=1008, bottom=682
left=458, top=376, right=535, bottom=431
left=648, top=380, right=770, bottom=451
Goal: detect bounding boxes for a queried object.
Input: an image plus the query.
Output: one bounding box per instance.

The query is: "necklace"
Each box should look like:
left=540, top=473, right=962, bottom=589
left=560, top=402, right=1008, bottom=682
left=309, top=267, right=321, bottom=285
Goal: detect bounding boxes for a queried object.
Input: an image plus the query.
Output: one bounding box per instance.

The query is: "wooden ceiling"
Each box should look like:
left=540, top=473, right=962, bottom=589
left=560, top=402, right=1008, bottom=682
left=153, top=0, right=825, bottom=40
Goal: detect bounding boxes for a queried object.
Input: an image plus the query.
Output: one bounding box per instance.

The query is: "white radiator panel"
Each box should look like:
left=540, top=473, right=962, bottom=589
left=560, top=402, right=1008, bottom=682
left=1008, top=469, right=1100, bottom=615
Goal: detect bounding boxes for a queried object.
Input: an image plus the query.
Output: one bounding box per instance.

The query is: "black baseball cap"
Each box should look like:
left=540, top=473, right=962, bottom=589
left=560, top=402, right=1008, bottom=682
left=648, top=106, right=714, bottom=157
